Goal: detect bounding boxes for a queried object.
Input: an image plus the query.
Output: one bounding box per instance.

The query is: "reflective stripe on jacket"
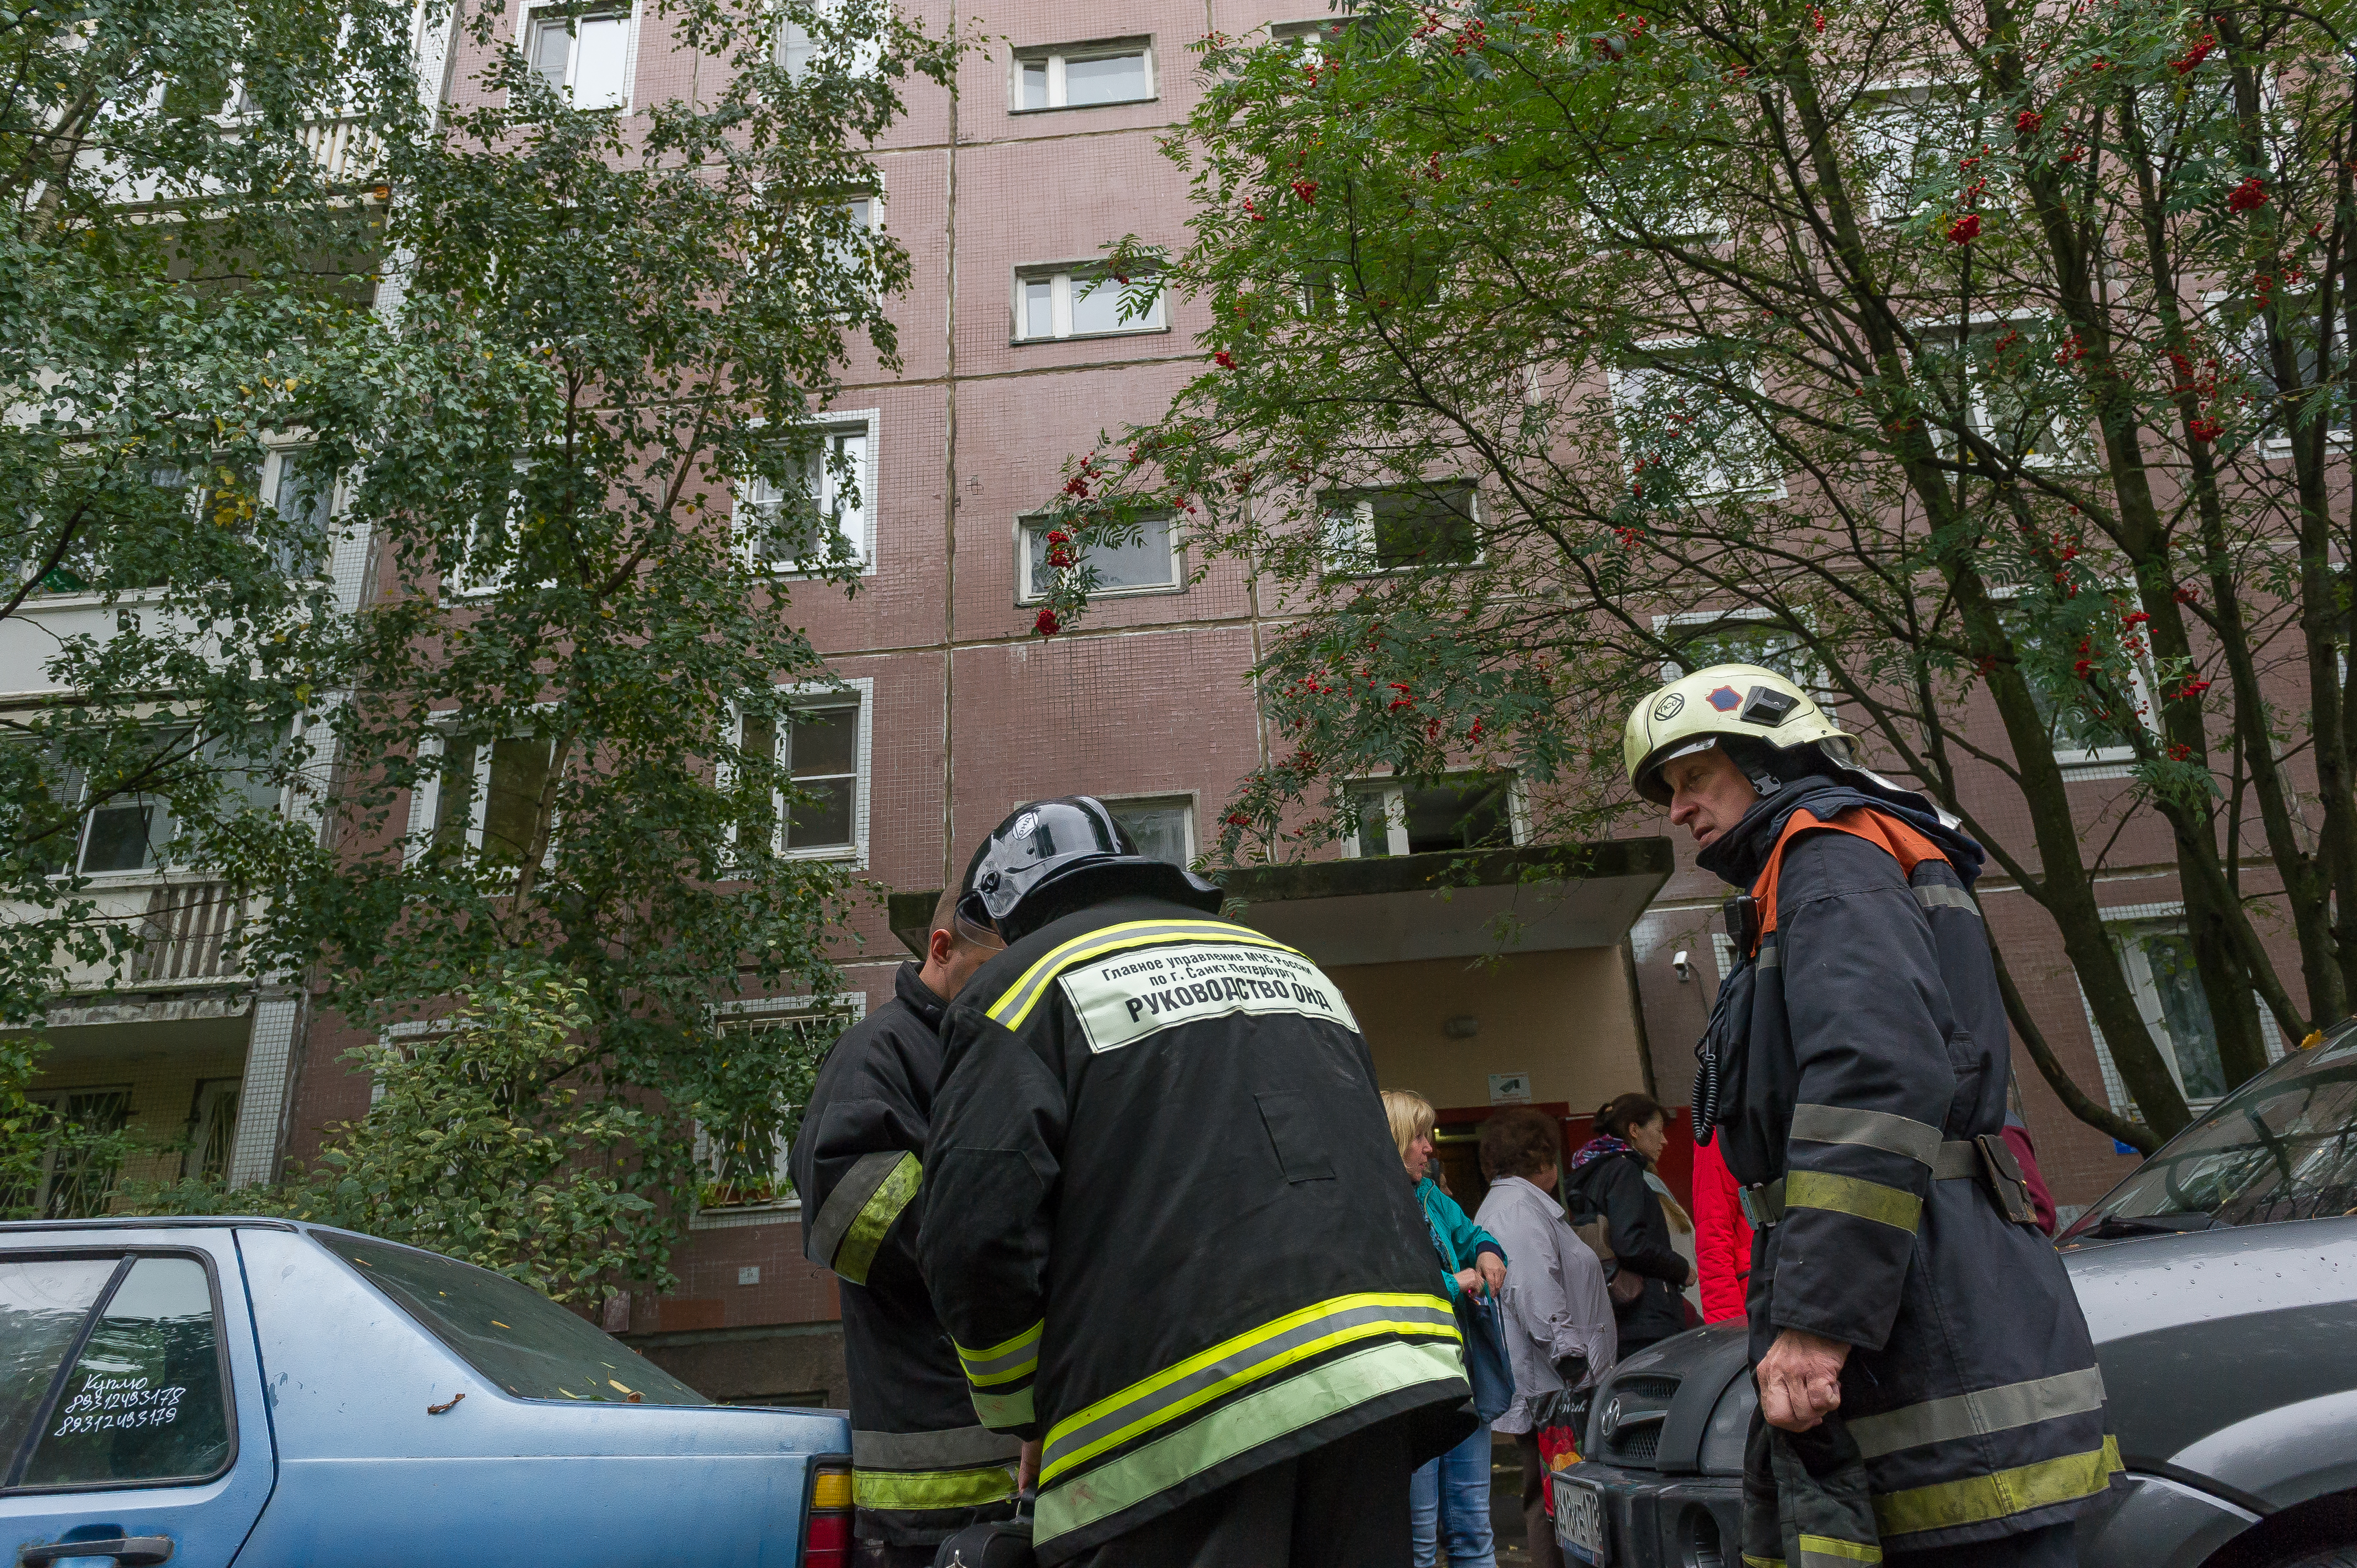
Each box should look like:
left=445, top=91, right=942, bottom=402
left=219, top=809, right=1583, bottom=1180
left=920, top=894, right=1474, bottom=1563
left=788, top=962, right=1021, bottom=1546
left=1697, top=781, right=2116, bottom=1553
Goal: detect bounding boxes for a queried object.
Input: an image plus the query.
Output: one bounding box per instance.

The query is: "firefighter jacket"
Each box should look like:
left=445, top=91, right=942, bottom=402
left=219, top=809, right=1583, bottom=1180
left=1694, top=776, right=2116, bottom=1554
left=788, top=961, right=1021, bottom=1546
left=919, top=894, right=1475, bottom=1564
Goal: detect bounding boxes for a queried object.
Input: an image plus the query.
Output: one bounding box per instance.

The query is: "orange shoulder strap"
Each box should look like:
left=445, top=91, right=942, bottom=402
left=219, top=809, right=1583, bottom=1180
left=1750, top=806, right=1949, bottom=948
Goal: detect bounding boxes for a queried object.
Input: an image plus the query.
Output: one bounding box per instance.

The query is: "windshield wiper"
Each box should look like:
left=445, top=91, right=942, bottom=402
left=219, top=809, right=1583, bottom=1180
left=2081, top=1212, right=2220, bottom=1239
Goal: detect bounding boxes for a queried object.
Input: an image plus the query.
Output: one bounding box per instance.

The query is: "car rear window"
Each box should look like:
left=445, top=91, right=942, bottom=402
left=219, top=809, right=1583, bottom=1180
left=318, top=1233, right=709, bottom=1406
left=1, top=1255, right=122, bottom=1472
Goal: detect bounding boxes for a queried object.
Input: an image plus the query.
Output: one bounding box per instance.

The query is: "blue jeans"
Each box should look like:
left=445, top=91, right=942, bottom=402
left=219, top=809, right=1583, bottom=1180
left=1408, top=1420, right=1495, bottom=1568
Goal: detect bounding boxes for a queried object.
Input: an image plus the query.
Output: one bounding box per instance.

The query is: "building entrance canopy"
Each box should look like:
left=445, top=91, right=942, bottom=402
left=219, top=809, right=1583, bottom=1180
left=888, top=838, right=1674, bottom=968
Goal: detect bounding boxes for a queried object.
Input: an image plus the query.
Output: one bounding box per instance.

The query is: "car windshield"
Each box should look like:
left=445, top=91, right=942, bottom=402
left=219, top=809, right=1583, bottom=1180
left=318, top=1232, right=709, bottom=1406
left=2065, top=1023, right=2357, bottom=1237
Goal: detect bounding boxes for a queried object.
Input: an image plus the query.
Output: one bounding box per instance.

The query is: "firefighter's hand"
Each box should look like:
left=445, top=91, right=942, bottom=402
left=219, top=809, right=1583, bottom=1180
left=1757, top=1328, right=1850, bottom=1432
left=1018, top=1439, right=1040, bottom=1493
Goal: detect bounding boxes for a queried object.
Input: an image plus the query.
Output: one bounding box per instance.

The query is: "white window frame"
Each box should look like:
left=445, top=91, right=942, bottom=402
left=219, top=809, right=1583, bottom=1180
left=2077, top=899, right=2286, bottom=1117
left=259, top=440, right=341, bottom=582
left=1012, top=264, right=1166, bottom=343
left=404, top=716, right=563, bottom=869
left=1099, top=792, right=1198, bottom=869
left=690, top=991, right=867, bottom=1227
left=1608, top=345, right=1786, bottom=501
left=1320, top=481, right=1485, bottom=577
left=1651, top=606, right=1824, bottom=688
left=1010, top=38, right=1155, bottom=112
left=737, top=410, right=879, bottom=576
left=1339, top=772, right=1527, bottom=859
left=1917, top=311, right=2093, bottom=472
left=1015, top=512, right=1182, bottom=604
left=1988, top=582, right=2159, bottom=779
left=517, top=0, right=641, bottom=111
left=723, top=677, right=874, bottom=868
left=776, top=0, right=886, bottom=79
left=1852, top=81, right=1982, bottom=226
left=451, top=457, right=557, bottom=599
left=1270, top=16, right=1355, bottom=53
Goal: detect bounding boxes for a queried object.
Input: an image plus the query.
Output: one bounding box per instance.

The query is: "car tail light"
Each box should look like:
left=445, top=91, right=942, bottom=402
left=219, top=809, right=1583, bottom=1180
left=805, top=1459, right=853, bottom=1568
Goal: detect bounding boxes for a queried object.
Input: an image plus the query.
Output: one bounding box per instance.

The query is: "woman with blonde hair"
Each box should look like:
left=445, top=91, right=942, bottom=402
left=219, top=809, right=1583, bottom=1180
left=1381, top=1089, right=1506, bottom=1568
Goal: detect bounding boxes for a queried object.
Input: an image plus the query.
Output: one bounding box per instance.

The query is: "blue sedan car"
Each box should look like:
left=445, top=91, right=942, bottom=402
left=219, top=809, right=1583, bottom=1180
left=1, top=1218, right=855, bottom=1567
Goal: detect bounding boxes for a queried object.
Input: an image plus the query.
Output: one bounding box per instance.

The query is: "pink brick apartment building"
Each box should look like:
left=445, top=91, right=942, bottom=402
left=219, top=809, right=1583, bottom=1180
left=12, top=0, right=2303, bottom=1407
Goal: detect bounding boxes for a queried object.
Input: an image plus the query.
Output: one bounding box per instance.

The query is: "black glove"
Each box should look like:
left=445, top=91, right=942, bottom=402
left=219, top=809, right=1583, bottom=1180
left=1552, top=1352, right=1588, bottom=1389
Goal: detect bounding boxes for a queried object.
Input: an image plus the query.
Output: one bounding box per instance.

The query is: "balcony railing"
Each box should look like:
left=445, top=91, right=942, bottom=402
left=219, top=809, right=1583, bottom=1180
left=128, top=881, right=246, bottom=985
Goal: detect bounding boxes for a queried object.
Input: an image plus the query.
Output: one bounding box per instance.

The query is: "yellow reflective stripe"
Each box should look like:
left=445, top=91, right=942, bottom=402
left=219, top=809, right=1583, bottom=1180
left=1040, top=1292, right=1458, bottom=1488
left=1849, top=1367, right=2108, bottom=1461
left=1034, top=1338, right=1466, bottom=1549
left=852, top=1463, right=1017, bottom=1512
left=1873, top=1436, right=2122, bottom=1539
left=1785, top=1169, right=1923, bottom=1232
left=956, top=1320, right=1043, bottom=1386
left=832, top=1152, right=921, bottom=1287
left=1742, top=1557, right=1787, bottom=1568
left=1796, top=1535, right=1882, bottom=1565
left=971, top=1385, right=1035, bottom=1429
left=986, top=920, right=1303, bottom=1029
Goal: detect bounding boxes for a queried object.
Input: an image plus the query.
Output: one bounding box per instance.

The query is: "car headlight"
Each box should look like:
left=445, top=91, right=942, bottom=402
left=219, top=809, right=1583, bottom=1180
left=1697, top=1373, right=1756, bottom=1474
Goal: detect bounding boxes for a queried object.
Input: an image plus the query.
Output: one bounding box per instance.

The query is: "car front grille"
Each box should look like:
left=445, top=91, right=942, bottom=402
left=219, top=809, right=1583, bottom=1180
left=1598, top=1372, right=1682, bottom=1467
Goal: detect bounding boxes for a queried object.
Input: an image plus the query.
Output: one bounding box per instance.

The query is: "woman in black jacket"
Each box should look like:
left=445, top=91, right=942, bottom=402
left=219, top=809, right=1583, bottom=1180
left=1563, top=1092, right=1694, bottom=1355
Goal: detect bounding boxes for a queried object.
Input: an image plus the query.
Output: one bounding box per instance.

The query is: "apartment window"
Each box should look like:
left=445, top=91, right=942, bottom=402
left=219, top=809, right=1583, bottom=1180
left=1016, top=266, right=1164, bottom=341
left=524, top=3, right=634, bottom=110
left=733, top=690, right=867, bottom=859
left=1612, top=354, right=1783, bottom=499
left=0, top=1089, right=131, bottom=1219
left=742, top=417, right=873, bottom=572
left=777, top=0, right=883, bottom=78
left=187, top=1079, right=240, bottom=1183
left=694, top=1008, right=853, bottom=1215
left=2081, top=906, right=2286, bottom=1115
left=1014, top=39, right=1152, bottom=111
left=77, top=781, right=176, bottom=876
left=1106, top=795, right=1195, bottom=868
left=1272, top=16, right=1356, bottom=53
left=263, top=445, right=336, bottom=579
left=1322, top=481, right=1481, bottom=575
left=1347, top=773, right=1517, bottom=858
left=428, top=733, right=557, bottom=866
left=1994, top=593, right=2157, bottom=776
left=1657, top=611, right=1812, bottom=684
left=1018, top=513, right=1179, bottom=601
left=1854, top=87, right=1984, bottom=224
left=1923, top=321, right=2089, bottom=468
left=2244, top=305, right=2353, bottom=448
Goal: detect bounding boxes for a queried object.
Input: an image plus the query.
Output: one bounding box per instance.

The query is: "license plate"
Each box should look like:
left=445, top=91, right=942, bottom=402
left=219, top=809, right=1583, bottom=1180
left=1556, top=1476, right=1607, bottom=1565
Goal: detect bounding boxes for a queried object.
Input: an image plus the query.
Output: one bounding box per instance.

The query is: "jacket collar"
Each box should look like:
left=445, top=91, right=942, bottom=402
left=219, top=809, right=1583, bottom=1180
left=894, top=961, right=947, bottom=1030
left=1693, top=775, right=1988, bottom=890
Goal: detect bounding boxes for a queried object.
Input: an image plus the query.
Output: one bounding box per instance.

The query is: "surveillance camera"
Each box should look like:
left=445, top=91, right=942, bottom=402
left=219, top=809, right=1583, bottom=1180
left=1673, top=950, right=1691, bottom=983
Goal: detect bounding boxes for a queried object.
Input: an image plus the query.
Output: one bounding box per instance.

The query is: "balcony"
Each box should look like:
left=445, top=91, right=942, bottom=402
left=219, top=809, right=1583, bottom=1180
left=127, top=880, right=247, bottom=986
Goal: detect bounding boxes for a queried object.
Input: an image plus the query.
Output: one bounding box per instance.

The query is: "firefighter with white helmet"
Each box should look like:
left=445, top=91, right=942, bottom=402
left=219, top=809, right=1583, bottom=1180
left=1627, top=664, right=2113, bottom=1568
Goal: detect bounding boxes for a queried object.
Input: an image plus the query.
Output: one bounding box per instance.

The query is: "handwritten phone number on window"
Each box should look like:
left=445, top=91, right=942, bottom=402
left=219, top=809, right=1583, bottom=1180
left=53, top=1402, right=187, bottom=1436
left=57, top=1384, right=188, bottom=1423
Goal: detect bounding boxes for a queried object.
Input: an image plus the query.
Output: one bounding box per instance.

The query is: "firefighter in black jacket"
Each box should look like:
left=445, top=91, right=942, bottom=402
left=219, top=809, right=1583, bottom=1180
left=1624, top=666, right=2114, bottom=1568
left=920, top=797, right=1474, bottom=1567
left=789, top=889, right=1017, bottom=1565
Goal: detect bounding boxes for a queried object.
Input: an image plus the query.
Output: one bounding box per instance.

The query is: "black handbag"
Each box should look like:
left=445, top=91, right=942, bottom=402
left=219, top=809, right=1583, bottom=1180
left=934, top=1493, right=1035, bottom=1568
left=1455, top=1288, right=1515, bottom=1424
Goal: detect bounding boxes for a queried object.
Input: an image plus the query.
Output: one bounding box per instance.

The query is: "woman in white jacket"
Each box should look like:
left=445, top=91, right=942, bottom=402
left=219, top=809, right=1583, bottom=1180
left=1474, top=1107, right=1619, bottom=1568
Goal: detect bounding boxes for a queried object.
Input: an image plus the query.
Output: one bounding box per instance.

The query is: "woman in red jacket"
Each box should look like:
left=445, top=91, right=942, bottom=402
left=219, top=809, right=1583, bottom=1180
left=1689, top=1136, right=1753, bottom=1324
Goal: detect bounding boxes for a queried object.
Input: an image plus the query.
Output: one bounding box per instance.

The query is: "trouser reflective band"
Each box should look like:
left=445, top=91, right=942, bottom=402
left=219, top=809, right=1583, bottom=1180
left=852, top=1464, right=1018, bottom=1513
left=807, top=1150, right=921, bottom=1286
left=1847, top=1367, right=2108, bottom=1461
left=1871, top=1436, right=2122, bottom=1539
left=1039, top=1292, right=1459, bottom=1487
left=1795, top=1535, right=1881, bottom=1566
left=1034, top=1337, right=1466, bottom=1550
left=1742, top=1557, right=1787, bottom=1568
